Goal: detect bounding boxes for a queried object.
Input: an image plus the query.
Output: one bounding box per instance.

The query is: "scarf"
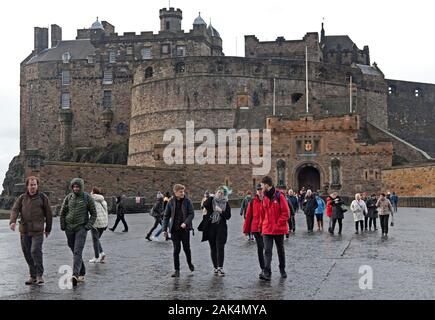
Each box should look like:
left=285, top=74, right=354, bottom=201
left=211, top=196, right=227, bottom=224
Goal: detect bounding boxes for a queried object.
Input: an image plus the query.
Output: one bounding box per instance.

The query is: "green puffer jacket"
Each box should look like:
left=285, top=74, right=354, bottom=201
left=60, top=178, right=97, bottom=232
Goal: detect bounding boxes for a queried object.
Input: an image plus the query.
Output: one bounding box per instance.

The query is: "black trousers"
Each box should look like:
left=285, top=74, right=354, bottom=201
left=369, top=218, right=377, bottom=229
left=263, top=235, right=285, bottom=276
left=112, top=214, right=128, bottom=231
left=355, top=221, right=364, bottom=232
left=380, top=215, right=389, bottom=234
left=207, top=225, right=227, bottom=268
left=331, top=218, right=343, bottom=234
left=147, top=217, right=161, bottom=237
left=172, top=230, right=192, bottom=271
left=364, top=216, right=369, bottom=229
left=306, top=214, right=315, bottom=231
left=253, top=232, right=265, bottom=271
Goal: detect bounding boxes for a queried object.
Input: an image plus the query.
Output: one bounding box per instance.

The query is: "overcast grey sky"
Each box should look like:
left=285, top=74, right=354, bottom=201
left=1, top=0, right=435, bottom=192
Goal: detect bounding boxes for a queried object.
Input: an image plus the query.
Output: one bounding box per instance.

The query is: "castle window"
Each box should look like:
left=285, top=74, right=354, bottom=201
left=161, top=44, right=170, bottom=54
left=277, top=159, right=286, bottom=188
left=388, top=86, right=396, bottom=95
left=62, top=52, right=71, bottom=63
left=87, top=55, right=94, bottom=64
left=126, top=47, right=133, bottom=55
left=103, top=70, right=113, bottom=84
left=109, top=50, right=116, bottom=63
left=141, top=47, right=152, bottom=60
left=61, top=93, right=70, bottom=109
left=225, top=178, right=230, bottom=187
left=291, top=93, right=303, bottom=104
left=28, top=97, right=33, bottom=112
left=175, top=62, right=185, bottom=73
left=62, top=70, right=70, bottom=85
left=414, top=88, right=421, bottom=97
left=166, top=21, right=170, bottom=30
left=145, top=66, right=153, bottom=79
left=103, top=90, right=112, bottom=108
left=331, top=158, right=341, bottom=187
left=176, top=46, right=186, bottom=57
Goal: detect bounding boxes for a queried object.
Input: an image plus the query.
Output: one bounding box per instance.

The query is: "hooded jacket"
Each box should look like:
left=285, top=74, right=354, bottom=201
left=60, top=178, right=97, bottom=232
left=243, top=195, right=262, bottom=234
left=162, top=196, right=195, bottom=233
left=91, top=193, right=108, bottom=229
left=260, top=189, right=290, bottom=235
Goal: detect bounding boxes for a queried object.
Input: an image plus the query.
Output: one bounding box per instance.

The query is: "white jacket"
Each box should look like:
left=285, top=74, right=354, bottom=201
left=92, top=194, right=108, bottom=228
left=350, top=199, right=367, bottom=222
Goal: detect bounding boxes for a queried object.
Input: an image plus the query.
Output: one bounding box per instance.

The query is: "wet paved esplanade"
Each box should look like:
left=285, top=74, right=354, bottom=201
left=1, top=208, right=434, bottom=300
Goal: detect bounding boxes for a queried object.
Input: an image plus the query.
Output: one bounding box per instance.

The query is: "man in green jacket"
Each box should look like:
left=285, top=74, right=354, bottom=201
left=10, top=176, right=52, bottom=285
left=60, top=178, right=97, bottom=286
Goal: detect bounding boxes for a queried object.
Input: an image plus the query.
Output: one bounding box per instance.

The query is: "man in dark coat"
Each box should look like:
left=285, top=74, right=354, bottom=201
left=162, top=184, right=195, bottom=277
left=302, top=190, right=318, bottom=233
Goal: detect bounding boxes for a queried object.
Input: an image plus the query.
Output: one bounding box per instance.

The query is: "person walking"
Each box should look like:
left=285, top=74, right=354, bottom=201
left=200, top=186, right=232, bottom=276
left=146, top=192, right=164, bottom=241
left=240, top=191, right=253, bottom=241
left=10, top=176, right=53, bottom=285
left=390, top=192, right=399, bottom=213
left=162, top=184, right=195, bottom=277
left=326, top=195, right=333, bottom=233
left=376, top=193, right=394, bottom=238
left=329, top=192, right=345, bottom=235
left=366, top=194, right=378, bottom=231
left=314, top=193, right=326, bottom=231
left=89, top=187, right=108, bottom=263
left=259, top=176, right=289, bottom=281
left=243, top=184, right=265, bottom=276
left=60, top=178, right=97, bottom=287
left=286, top=189, right=298, bottom=234
left=109, top=195, right=129, bottom=232
left=350, top=193, right=368, bottom=234
left=302, top=190, right=318, bottom=233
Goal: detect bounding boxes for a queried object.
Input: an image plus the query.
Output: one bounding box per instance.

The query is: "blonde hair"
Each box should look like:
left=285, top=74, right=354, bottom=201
left=173, top=184, right=185, bottom=193
left=355, top=193, right=361, bottom=200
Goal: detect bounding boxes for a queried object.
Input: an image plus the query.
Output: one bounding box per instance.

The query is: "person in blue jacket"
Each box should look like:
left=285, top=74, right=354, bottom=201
left=315, top=193, right=326, bottom=232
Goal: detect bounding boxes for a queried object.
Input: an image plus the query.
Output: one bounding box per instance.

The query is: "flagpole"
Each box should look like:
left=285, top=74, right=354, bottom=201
left=305, top=46, right=309, bottom=113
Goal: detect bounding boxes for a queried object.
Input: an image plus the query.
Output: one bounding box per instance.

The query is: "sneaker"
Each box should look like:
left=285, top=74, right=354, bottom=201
left=171, top=270, right=180, bottom=278
left=188, top=263, right=195, bottom=272
left=99, top=252, right=106, bottom=263
left=72, top=276, right=78, bottom=287
left=259, top=272, right=271, bottom=281
left=145, top=235, right=152, bottom=241
left=89, top=257, right=99, bottom=263
left=355, top=231, right=359, bottom=234
left=36, top=276, right=45, bottom=285
left=217, top=268, right=225, bottom=277
left=77, top=276, right=85, bottom=282
left=122, top=229, right=128, bottom=233
left=214, top=268, right=219, bottom=275
left=286, top=234, right=289, bottom=239
left=25, top=277, right=37, bottom=285
left=280, top=271, right=287, bottom=279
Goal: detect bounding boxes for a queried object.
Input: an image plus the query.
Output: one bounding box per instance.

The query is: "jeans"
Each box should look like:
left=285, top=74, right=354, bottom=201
left=380, top=215, right=390, bottom=234
left=65, top=227, right=88, bottom=277
left=306, top=214, right=315, bottom=232
left=331, top=218, right=343, bottom=234
left=288, top=215, right=296, bottom=231
left=253, top=232, right=265, bottom=271
left=91, top=228, right=105, bottom=258
left=112, top=214, right=128, bottom=231
left=263, top=235, right=285, bottom=276
left=393, top=203, right=398, bottom=213
left=172, top=230, right=192, bottom=271
left=20, top=233, right=44, bottom=277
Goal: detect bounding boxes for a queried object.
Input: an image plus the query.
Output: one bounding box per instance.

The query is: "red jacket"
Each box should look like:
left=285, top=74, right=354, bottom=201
left=260, top=191, right=290, bottom=235
left=243, top=195, right=263, bottom=234
left=326, top=197, right=333, bottom=218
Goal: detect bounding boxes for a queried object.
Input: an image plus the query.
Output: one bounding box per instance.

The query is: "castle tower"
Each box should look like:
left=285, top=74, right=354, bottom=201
left=159, top=7, right=182, bottom=32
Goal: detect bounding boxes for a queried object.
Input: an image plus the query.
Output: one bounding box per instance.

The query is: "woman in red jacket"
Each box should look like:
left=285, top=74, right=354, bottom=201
left=259, top=176, right=290, bottom=281
left=243, top=184, right=265, bottom=276
left=326, top=196, right=333, bottom=233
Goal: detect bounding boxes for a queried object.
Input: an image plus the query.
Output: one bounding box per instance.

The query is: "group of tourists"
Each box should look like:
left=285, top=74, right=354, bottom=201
left=9, top=174, right=398, bottom=286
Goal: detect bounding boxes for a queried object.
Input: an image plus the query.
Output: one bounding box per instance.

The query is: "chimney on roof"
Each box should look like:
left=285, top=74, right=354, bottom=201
left=51, top=24, right=62, bottom=47
left=34, top=27, right=48, bottom=53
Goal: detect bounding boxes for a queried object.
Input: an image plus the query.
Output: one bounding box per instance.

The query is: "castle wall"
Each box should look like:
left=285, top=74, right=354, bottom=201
left=387, top=79, right=435, bottom=156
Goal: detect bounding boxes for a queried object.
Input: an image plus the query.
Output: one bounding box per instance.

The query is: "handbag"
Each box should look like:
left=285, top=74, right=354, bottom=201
left=197, top=215, right=210, bottom=232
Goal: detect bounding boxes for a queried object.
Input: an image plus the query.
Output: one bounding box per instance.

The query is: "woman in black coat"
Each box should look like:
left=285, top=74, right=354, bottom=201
left=366, top=194, right=378, bottom=231
left=199, top=186, right=231, bottom=276
left=330, top=192, right=345, bottom=235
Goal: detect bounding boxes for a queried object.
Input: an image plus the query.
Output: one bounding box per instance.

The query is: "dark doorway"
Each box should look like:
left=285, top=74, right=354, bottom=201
left=297, top=166, right=320, bottom=192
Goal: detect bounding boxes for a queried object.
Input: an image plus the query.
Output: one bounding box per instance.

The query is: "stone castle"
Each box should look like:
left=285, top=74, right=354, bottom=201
left=2, top=7, right=434, bottom=207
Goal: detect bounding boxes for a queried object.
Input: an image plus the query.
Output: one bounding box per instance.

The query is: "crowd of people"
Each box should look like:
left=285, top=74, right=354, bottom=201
left=8, top=175, right=398, bottom=286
